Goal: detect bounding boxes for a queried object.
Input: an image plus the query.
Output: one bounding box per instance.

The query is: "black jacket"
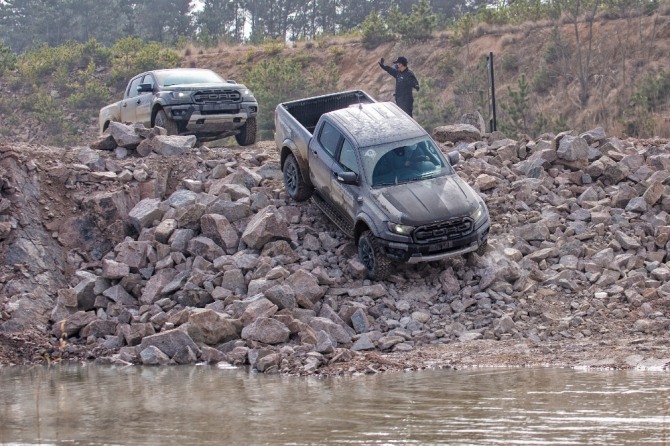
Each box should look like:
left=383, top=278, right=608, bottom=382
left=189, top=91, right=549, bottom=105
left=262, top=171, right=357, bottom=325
left=380, top=64, right=420, bottom=115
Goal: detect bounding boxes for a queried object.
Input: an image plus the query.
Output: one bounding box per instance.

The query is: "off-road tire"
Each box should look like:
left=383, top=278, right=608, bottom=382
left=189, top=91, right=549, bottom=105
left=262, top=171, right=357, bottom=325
left=475, top=240, right=488, bottom=256
left=283, top=153, right=313, bottom=201
left=155, top=109, right=178, bottom=135
left=235, top=117, right=257, bottom=146
left=358, top=230, right=392, bottom=280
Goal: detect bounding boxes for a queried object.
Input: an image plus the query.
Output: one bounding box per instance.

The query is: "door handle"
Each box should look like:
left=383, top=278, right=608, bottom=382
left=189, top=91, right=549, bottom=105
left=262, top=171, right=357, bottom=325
left=136, top=99, right=141, bottom=104
left=122, top=103, right=127, bottom=107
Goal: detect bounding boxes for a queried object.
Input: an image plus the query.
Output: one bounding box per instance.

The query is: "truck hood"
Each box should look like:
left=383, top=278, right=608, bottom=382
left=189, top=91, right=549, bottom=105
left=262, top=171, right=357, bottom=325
left=163, top=83, right=246, bottom=91
left=370, top=174, right=483, bottom=225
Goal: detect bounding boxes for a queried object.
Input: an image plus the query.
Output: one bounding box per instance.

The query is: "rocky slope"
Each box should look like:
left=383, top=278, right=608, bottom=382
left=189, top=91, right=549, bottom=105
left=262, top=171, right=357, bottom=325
left=1, top=121, right=670, bottom=375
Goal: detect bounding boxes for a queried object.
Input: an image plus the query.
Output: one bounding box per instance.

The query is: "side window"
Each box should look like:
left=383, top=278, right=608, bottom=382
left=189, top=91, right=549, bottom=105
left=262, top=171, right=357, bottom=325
left=339, top=139, right=358, bottom=174
left=126, top=77, right=143, bottom=98
left=318, top=122, right=341, bottom=157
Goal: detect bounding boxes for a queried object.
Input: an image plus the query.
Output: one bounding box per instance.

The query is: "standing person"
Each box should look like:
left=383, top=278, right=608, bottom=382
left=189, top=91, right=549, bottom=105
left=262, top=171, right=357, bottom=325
left=378, top=56, right=420, bottom=117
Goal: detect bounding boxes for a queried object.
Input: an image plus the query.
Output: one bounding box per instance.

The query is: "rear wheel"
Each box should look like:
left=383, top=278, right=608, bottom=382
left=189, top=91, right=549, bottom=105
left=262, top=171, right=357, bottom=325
left=155, top=108, right=178, bottom=135
left=235, top=117, right=257, bottom=146
left=283, top=153, right=313, bottom=201
left=358, top=230, right=392, bottom=280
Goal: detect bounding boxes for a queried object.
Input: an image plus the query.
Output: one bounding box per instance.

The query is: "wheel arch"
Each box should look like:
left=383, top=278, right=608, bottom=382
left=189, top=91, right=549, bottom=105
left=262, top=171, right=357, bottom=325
left=280, top=144, right=313, bottom=188
left=151, top=104, right=164, bottom=126
left=353, top=218, right=373, bottom=245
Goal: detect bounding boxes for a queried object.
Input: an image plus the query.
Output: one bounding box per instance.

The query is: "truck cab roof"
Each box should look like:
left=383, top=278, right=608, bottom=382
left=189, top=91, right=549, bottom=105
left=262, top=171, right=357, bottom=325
left=324, top=102, right=427, bottom=148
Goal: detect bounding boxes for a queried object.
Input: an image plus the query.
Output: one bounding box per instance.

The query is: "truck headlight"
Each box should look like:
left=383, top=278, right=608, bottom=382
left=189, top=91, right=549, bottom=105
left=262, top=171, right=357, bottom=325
left=241, top=89, right=255, bottom=100
left=471, top=202, right=486, bottom=221
left=387, top=222, right=415, bottom=235
left=171, top=92, right=189, bottom=99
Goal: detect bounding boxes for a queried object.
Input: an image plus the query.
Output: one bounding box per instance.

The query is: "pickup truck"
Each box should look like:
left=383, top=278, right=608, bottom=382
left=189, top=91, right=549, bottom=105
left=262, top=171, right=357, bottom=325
left=99, top=68, right=258, bottom=145
left=275, top=90, right=490, bottom=279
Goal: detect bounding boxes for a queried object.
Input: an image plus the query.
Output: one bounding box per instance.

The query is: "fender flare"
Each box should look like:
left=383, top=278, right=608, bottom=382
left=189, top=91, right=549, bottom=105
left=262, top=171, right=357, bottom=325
left=280, top=140, right=313, bottom=188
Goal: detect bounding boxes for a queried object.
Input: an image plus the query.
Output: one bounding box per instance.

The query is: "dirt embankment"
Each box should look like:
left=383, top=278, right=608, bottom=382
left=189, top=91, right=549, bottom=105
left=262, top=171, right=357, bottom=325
left=1, top=124, right=670, bottom=375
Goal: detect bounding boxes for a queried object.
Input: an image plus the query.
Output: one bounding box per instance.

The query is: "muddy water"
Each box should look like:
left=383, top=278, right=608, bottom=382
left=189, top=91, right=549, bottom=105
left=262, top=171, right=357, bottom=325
left=1, top=365, right=669, bottom=445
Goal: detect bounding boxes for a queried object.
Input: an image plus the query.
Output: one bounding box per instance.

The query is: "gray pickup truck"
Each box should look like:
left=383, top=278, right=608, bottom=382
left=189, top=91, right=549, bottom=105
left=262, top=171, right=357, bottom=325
left=99, top=68, right=258, bottom=145
left=275, top=90, right=490, bottom=279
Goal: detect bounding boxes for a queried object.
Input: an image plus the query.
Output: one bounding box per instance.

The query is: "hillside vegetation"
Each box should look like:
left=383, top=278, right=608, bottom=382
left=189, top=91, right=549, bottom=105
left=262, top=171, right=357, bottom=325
left=0, top=5, right=669, bottom=145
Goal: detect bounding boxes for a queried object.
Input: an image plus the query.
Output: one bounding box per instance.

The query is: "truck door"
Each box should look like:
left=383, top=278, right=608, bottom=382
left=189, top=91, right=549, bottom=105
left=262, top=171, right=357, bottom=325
left=121, top=75, right=143, bottom=123
left=308, top=121, right=340, bottom=199
left=330, top=138, right=359, bottom=227
left=135, top=74, right=155, bottom=128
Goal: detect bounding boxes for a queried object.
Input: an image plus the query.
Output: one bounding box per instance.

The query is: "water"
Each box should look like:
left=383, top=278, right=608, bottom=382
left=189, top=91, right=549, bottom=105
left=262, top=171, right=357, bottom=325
left=1, top=365, right=669, bottom=445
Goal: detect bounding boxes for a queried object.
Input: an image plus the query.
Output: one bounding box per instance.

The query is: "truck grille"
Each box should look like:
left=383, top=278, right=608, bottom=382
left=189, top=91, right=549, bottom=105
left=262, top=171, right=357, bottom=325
left=193, top=90, right=241, bottom=104
left=414, top=217, right=473, bottom=243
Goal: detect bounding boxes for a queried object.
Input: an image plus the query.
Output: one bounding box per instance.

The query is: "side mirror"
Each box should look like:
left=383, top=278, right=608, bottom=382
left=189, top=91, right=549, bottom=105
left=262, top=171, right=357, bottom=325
left=227, top=79, right=237, bottom=84
left=447, top=151, right=460, bottom=166
left=137, top=83, right=153, bottom=93
left=337, top=171, right=358, bottom=185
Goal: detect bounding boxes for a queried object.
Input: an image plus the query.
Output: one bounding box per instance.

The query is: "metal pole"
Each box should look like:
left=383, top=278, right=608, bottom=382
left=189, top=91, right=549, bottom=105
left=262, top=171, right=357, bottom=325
left=488, top=52, right=497, bottom=132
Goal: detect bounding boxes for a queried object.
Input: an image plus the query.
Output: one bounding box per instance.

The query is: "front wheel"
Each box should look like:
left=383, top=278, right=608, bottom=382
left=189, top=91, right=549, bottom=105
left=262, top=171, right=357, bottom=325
left=475, top=240, right=488, bottom=256
left=358, top=230, right=392, bottom=280
left=154, top=109, right=178, bottom=135
left=235, top=117, right=257, bottom=146
left=283, top=153, right=313, bottom=201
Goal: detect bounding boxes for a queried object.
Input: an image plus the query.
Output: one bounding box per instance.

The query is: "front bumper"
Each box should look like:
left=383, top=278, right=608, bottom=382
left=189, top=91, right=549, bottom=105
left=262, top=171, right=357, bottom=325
left=165, top=102, right=258, bottom=134
left=378, top=219, right=490, bottom=263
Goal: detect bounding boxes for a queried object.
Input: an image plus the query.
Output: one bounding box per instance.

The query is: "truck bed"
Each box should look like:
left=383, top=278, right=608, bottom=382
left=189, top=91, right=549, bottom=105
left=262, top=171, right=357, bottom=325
left=281, top=90, right=375, bottom=134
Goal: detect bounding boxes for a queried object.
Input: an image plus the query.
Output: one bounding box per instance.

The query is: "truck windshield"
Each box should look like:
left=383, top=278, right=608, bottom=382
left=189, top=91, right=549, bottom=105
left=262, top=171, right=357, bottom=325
left=363, top=138, right=455, bottom=187
left=155, top=69, right=225, bottom=87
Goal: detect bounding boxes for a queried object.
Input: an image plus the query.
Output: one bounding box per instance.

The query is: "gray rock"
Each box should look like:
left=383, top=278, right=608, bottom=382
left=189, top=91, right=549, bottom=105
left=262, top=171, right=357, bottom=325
left=187, top=309, right=241, bottom=345
left=108, top=121, right=142, bottom=148
left=241, top=205, right=291, bottom=249
left=287, top=270, right=325, bottom=309
left=308, top=317, right=352, bottom=344
left=433, top=124, right=481, bottom=143
left=263, top=285, right=296, bottom=311
left=140, top=345, right=171, bottom=365
left=52, top=311, right=97, bottom=338
left=128, top=198, right=163, bottom=233
left=241, top=317, right=290, bottom=344
left=139, top=328, right=200, bottom=359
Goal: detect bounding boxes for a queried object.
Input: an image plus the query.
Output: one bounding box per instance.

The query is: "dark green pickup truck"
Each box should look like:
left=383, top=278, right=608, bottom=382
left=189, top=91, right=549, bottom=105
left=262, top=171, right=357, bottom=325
left=275, top=90, right=490, bottom=279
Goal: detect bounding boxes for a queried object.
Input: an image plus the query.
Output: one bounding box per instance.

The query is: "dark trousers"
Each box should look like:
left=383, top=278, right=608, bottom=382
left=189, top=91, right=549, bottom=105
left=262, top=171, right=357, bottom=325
left=396, top=98, right=414, bottom=117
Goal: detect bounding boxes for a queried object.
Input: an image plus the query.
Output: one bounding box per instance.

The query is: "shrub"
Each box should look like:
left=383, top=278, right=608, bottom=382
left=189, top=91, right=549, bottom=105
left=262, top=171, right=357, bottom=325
left=436, top=51, right=462, bottom=78
left=414, top=78, right=458, bottom=133
left=261, top=39, right=285, bottom=56
left=0, top=41, right=17, bottom=75
left=501, top=53, right=519, bottom=72
left=452, top=58, right=488, bottom=112
left=544, top=31, right=572, bottom=66
left=110, top=37, right=181, bottom=91
left=532, top=65, right=555, bottom=94
left=245, top=57, right=340, bottom=139
left=31, top=92, right=70, bottom=139
left=633, top=70, right=670, bottom=111
left=67, top=62, right=110, bottom=109
left=395, top=0, right=437, bottom=42
left=499, top=74, right=531, bottom=138
left=360, top=10, right=394, bottom=49
left=328, top=46, right=345, bottom=60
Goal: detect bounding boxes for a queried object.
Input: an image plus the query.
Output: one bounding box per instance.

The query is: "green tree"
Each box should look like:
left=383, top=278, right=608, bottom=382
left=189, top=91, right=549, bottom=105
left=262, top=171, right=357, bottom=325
left=360, top=10, right=394, bottom=49
left=395, top=0, right=438, bottom=42
left=0, top=41, right=17, bottom=75
left=134, top=0, right=194, bottom=44
left=500, top=74, right=531, bottom=138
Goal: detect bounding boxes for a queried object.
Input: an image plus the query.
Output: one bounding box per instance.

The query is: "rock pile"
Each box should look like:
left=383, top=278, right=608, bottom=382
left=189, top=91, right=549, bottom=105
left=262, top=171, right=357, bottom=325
left=3, top=122, right=670, bottom=374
